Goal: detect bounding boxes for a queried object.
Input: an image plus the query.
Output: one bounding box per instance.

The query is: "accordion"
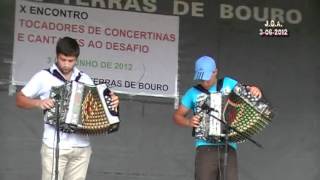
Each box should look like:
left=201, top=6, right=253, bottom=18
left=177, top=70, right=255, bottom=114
left=195, top=83, right=273, bottom=143
left=46, top=81, right=120, bottom=135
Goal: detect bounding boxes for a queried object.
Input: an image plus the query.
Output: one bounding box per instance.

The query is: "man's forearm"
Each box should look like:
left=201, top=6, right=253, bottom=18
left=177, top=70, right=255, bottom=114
left=16, top=91, right=40, bottom=109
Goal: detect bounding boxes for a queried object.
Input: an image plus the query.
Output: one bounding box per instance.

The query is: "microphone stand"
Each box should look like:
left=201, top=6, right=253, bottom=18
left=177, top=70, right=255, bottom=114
left=223, top=120, right=229, bottom=180
left=54, top=95, right=61, bottom=180
left=202, top=107, right=263, bottom=180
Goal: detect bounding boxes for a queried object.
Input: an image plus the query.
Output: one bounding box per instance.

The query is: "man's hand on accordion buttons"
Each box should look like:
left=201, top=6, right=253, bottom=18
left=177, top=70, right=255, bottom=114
left=189, top=115, right=200, bottom=128
left=37, top=98, right=55, bottom=110
left=247, top=86, right=262, bottom=99
left=109, top=92, right=119, bottom=112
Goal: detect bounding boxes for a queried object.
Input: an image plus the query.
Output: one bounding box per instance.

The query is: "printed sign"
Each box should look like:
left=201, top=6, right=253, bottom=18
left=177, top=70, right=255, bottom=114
left=13, top=0, right=179, bottom=98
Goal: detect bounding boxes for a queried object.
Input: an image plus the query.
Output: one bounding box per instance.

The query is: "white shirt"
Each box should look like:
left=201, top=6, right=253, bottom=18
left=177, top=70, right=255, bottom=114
left=21, top=64, right=94, bottom=149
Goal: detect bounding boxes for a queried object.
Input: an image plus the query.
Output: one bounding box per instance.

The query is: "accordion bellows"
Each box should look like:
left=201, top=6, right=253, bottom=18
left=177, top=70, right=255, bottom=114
left=224, top=84, right=273, bottom=142
left=46, top=81, right=120, bottom=135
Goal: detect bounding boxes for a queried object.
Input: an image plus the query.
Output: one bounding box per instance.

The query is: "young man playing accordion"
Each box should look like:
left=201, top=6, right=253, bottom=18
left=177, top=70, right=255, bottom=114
left=16, top=37, right=119, bottom=180
left=173, top=56, right=262, bottom=180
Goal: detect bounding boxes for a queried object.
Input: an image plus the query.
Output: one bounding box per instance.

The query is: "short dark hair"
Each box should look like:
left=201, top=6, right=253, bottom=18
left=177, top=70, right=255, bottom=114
left=56, top=37, right=80, bottom=58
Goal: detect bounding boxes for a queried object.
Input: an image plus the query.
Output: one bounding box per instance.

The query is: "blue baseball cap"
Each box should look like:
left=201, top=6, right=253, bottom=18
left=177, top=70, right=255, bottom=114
left=194, top=56, right=217, bottom=80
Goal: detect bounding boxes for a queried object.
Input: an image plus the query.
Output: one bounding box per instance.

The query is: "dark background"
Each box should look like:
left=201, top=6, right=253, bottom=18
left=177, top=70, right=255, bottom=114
left=1, top=0, right=319, bottom=180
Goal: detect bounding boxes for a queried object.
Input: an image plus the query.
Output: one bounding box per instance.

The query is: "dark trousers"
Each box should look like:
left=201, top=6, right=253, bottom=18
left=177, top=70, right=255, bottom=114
left=195, top=145, right=238, bottom=180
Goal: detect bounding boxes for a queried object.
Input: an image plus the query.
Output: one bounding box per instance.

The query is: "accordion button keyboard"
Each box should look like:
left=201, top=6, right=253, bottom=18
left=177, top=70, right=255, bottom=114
left=105, top=95, right=118, bottom=116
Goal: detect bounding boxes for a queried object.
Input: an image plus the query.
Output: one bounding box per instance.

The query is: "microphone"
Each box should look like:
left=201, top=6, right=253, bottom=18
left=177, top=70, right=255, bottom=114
left=54, top=94, right=61, bottom=100
left=201, top=103, right=218, bottom=113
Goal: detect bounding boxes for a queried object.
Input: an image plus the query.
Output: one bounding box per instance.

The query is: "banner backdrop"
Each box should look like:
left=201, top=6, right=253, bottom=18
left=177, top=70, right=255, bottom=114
left=3, top=1, right=320, bottom=180
left=12, top=0, right=179, bottom=97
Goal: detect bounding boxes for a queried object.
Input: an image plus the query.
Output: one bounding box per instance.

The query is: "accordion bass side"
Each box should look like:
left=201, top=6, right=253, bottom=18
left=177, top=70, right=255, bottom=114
left=224, top=84, right=273, bottom=142
left=46, top=81, right=120, bottom=135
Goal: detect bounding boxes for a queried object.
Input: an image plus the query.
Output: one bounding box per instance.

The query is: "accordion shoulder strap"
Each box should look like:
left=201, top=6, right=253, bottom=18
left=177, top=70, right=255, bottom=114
left=44, top=68, right=82, bottom=83
left=217, top=78, right=224, bottom=92
left=193, top=77, right=224, bottom=94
